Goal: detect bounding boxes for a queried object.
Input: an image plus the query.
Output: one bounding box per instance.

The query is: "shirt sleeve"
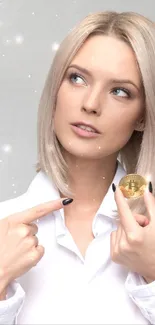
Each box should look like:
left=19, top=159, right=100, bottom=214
left=125, top=271, right=155, bottom=324
left=0, top=280, right=25, bottom=324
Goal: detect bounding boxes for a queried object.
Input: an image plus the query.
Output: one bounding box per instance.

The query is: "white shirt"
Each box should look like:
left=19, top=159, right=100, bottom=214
left=0, top=161, right=155, bottom=324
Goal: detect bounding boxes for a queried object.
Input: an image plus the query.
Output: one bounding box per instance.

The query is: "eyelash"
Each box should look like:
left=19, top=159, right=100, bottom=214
left=112, top=87, right=131, bottom=98
left=69, top=72, right=85, bottom=83
left=68, top=72, right=131, bottom=98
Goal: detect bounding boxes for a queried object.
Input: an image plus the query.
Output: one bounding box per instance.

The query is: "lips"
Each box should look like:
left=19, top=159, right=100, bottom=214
left=72, top=122, right=100, bottom=134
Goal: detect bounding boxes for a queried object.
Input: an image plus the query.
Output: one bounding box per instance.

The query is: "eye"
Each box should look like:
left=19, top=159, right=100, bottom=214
left=112, top=87, right=131, bottom=98
left=69, top=72, right=86, bottom=85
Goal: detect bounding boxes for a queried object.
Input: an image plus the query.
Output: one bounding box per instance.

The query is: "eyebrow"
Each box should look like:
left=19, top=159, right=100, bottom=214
left=68, top=64, right=140, bottom=92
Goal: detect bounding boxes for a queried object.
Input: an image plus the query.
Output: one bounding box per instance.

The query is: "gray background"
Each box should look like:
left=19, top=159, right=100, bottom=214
left=0, top=0, right=154, bottom=201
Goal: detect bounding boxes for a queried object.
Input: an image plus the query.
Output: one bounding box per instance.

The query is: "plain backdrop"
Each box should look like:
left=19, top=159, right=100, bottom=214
left=0, top=0, right=154, bottom=201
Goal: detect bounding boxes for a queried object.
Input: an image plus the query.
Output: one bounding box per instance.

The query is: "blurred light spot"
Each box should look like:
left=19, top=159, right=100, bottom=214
left=0, top=160, right=2, bottom=163
left=51, top=42, right=59, bottom=51
left=2, top=144, right=12, bottom=153
left=5, top=39, right=11, bottom=45
left=28, top=74, right=31, bottom=78
left=32, top=12, right=35, bottom=15
left=15, top=34, right=24, bottom=44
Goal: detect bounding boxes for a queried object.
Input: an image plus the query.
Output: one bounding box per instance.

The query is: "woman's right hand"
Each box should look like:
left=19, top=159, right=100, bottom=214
left=0, top=198, right=72, bottom=292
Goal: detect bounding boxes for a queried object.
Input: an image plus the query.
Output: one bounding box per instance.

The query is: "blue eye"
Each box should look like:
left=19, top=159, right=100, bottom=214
left=112, top=87, right=131, bottom=98
left=69, top=73, right=86, bottom=85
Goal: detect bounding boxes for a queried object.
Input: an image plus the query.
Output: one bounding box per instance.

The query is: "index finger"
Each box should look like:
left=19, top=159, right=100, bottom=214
left=9, top=198, right=72, bottom=224
left=114, top=186, right=139, bottom=232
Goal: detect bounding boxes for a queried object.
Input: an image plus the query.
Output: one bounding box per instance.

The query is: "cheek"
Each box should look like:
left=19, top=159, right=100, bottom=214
left=104, top=108, right=141, bottom=147
left=111, top=105, right=141, bottom=132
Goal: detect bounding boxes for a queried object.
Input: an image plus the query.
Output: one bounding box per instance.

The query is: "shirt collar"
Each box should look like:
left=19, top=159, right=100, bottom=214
left=97, top=161, right=126, bottom=219
left=27, top=160, right=126, bottom=220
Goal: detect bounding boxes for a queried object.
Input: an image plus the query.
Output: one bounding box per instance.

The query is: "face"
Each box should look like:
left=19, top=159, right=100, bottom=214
left=54, top=35, right=144, bottom=160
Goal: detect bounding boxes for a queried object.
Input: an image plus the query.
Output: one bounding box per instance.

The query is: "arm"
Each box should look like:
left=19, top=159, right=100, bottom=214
left=0, top=281, right=25, bottom=325
left=126, top=271, right=155, bottom=324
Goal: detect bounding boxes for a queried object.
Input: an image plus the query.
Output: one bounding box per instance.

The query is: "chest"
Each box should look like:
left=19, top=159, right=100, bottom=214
left=17, top=216, right=148, bottom=324
left=65, top=217, right=95, bottom=257
left=17, top=258, right=147, bottom=325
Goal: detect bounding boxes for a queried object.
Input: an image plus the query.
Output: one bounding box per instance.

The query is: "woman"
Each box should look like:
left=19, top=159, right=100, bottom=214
left=0, top=10, right=155, bottom=324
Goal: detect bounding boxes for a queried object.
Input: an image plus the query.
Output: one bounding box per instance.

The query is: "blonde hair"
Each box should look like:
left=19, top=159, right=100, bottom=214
left=36, top=11, right=155, bottom=215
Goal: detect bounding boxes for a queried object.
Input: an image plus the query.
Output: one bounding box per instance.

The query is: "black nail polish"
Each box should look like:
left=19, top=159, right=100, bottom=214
left=62, top=198, right=73, bottom=205
left=112, top=183, right=116, bottom=192
left=149, top=181, right=153, bottom=193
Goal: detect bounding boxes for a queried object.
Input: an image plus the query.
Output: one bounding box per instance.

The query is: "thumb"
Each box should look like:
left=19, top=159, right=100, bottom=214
left=134, top=213, right=149, bottom=227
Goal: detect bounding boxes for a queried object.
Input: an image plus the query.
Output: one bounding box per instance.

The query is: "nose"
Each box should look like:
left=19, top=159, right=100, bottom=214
left=81, top=87, right=102, bottom=116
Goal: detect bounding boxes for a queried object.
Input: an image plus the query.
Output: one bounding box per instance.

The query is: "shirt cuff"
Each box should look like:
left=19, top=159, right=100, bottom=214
left=125, top=271, right=155, bottom=324
left=0, top=280, right=25, bottom=324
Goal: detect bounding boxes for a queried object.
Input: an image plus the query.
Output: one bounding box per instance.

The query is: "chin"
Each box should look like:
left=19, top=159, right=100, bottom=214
left=60, top=142, right=110, bottom=160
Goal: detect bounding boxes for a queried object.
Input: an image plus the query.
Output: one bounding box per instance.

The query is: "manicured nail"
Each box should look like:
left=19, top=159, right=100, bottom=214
left=148, top=181, right=153, bottom=193
left=62, top=198, right=73, bottom=205
left=112, top=183, right=116, bottom=192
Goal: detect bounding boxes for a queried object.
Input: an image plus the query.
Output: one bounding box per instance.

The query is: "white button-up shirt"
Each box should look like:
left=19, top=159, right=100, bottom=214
left=0, top=161, right=155, bottom=324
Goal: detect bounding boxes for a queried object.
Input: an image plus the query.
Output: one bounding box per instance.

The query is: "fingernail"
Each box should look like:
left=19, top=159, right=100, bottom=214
left=62, top=198, right=73, bottom=205
left=148, top=181, right=153, bottom=193
left=112, top=183, right=116, bottom=192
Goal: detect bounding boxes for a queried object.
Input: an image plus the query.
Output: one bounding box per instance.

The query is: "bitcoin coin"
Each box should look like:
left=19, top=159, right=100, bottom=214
left=119, top=174, right=148, bottom=198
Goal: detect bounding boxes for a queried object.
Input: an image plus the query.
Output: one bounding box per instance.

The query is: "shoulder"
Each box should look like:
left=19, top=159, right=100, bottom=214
left=0, top=170, right=59, bottom=220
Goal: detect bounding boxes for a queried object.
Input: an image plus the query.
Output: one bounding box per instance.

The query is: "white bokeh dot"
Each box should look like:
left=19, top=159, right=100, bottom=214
left=2, top=144, right=12, bottom=153
left=5, top=39, right=11, bottom=45
left=51, top=42, right=59, bottom=51
left=15, top=34, right=24, bottom=44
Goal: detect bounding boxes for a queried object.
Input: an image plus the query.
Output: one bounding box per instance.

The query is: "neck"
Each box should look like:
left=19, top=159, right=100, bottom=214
left=64, top=153, right=118, bottom=204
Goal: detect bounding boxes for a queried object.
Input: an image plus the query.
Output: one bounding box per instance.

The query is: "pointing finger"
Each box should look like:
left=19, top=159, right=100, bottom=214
left=9, top=198, right=73, bottom=224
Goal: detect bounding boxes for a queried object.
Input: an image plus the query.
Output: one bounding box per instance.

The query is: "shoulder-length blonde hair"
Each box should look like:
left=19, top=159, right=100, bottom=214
left=36, top=11, right=155, bottom=215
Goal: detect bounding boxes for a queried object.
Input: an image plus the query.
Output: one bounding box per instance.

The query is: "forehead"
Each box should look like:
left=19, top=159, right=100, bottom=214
left=71, top=35, right=141, bottom=84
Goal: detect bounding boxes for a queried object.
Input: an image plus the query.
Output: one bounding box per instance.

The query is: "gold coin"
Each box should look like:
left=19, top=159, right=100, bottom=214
left=119, top=174, right=148, bottom=199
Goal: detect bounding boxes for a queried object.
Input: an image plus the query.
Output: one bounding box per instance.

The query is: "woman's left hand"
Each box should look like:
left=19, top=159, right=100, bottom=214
left=110, top=186, right=155, bottom=283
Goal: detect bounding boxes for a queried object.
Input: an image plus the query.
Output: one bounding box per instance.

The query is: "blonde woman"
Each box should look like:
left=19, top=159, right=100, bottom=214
left=0, top=10, right=155, bottom=324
